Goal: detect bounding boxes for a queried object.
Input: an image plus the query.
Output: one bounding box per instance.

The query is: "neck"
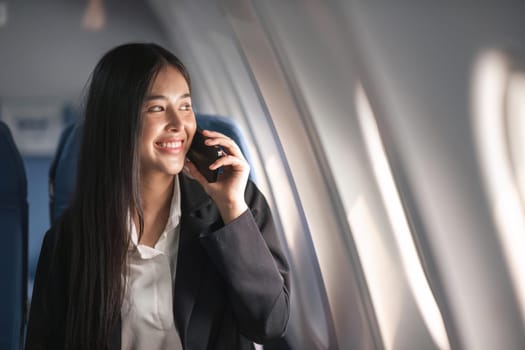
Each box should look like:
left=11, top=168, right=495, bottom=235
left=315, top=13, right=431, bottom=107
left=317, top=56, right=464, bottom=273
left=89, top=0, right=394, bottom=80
left=140, top=171, right=175, bottom=214
left=133, top=171, right=175, bottom=246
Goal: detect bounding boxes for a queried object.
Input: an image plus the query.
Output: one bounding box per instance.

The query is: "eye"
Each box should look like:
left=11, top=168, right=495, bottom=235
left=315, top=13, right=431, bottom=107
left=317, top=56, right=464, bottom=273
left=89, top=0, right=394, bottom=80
left=179, top=103, right=192, bottom=111
left=147, top=105, right=165, bottom=112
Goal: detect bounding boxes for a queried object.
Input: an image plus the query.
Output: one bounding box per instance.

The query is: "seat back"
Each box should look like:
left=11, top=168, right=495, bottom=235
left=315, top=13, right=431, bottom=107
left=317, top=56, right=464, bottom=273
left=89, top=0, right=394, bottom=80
left=49, top=122, right=75, bottom=219
left=49, top=114, right=254, bottom=222
left=49, top=122, right=79, bottom=222
left=0, top=120, right=28, bottom=350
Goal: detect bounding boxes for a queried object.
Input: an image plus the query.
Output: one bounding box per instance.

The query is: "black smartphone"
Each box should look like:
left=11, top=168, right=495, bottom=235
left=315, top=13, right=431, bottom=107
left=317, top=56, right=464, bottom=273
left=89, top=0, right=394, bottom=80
left=187, top=128, right=223, bottom=182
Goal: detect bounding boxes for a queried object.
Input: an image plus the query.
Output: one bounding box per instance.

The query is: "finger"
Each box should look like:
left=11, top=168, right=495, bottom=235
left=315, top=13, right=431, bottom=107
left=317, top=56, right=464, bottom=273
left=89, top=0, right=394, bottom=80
left=209, top=154, right=249, bottom=171
left=205, top=136, right=244, bottom=159
left=201, top=129, right=229, bottom=139
left=201, top=130, right=239, bottom=150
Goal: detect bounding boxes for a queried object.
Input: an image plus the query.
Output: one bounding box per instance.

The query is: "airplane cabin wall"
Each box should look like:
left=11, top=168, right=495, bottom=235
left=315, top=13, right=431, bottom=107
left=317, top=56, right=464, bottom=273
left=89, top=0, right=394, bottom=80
left=345, top=1, right=525, bottom=349
left=150, top=0, right=525, bottom=349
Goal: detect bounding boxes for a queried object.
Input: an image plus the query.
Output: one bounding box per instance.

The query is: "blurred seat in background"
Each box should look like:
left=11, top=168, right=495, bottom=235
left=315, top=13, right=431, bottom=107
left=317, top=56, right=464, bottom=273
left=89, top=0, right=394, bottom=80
left=0, top=120, right=28, bottom=350
left=48, top=122, right=78, bottom=223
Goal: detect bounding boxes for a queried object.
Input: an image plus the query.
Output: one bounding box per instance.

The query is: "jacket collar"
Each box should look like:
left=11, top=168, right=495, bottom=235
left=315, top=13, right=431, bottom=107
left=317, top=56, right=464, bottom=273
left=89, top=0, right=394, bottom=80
left=179, top=173, right=212, bottom=214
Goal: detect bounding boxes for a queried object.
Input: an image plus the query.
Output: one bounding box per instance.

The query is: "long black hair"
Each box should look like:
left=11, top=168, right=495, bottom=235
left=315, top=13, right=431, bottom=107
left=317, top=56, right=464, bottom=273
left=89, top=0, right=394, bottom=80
left=61, top=43, right=190, bottom=349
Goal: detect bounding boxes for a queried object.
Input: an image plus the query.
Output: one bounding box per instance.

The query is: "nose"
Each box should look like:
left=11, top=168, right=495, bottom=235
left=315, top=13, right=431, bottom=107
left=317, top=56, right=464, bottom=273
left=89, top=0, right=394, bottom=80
left=165, top=108, right=183, bottom=131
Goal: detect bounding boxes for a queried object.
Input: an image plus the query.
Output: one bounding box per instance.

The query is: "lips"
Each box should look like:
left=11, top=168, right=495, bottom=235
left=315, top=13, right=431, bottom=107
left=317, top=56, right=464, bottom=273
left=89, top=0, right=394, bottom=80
left=154, top=138, right=184, bottom=153
left=156, top=140, right=182, bottom=149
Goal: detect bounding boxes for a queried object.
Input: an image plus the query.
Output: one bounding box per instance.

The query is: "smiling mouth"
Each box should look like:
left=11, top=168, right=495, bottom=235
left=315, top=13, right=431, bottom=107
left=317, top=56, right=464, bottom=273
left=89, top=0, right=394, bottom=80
left=156, top=141, right=182, bottom=148
left=155, top=140, right=184, bottom=153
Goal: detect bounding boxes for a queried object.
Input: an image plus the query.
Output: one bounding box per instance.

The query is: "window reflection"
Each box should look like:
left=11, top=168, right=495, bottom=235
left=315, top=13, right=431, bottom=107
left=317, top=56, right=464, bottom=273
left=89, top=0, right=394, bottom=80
left=355, top=84, right=451, bottom=350
left=506, top=71, right=525, bottom=211
left=471, top=50, right=525, bottom=325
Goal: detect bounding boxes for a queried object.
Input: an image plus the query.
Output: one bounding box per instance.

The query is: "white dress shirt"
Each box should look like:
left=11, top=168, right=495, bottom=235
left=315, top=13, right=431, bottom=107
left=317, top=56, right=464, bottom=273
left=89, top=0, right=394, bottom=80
left=121, top=177, right=183, bottom=350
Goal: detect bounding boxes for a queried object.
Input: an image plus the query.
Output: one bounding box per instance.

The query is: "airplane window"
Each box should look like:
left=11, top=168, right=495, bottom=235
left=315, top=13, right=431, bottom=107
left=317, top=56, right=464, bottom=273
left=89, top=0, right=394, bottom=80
left=355, top=84, right=451, bottom=350
left=239, top=1, right=452, bottom=349
left=472, top=50, right=525, bottom=325
left=221, top=2, right=378, bottom=348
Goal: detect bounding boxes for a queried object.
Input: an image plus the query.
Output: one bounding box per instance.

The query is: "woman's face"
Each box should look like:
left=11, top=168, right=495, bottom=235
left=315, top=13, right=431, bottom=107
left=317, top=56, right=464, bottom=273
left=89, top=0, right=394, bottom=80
left=139, top=64, right=196, bottom=177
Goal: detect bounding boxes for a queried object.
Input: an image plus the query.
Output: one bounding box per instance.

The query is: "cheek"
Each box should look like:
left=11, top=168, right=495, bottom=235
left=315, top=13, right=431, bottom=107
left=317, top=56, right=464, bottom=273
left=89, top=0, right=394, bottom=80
left=140, top=123, right=159, bottom=153
left=141, top=128, right=154, bottom=148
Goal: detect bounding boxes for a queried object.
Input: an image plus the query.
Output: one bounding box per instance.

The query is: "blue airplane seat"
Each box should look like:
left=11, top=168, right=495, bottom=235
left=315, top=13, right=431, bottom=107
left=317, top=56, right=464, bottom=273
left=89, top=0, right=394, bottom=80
left=49, top=114, right=255, bottom=222
left=49, top=122, right=78, bottom=222
left=0, top=120, right=28, bottom=350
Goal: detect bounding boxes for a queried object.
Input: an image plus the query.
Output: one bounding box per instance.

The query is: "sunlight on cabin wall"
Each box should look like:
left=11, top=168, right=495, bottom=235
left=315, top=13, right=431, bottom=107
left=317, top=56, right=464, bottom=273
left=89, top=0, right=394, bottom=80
left=354, top=83, right=451, bottom=350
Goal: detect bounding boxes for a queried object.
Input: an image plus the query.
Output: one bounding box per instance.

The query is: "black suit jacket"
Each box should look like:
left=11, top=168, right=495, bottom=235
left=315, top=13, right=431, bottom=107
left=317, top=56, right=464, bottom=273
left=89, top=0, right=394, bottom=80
left=26, top=175, right=290, bottom=349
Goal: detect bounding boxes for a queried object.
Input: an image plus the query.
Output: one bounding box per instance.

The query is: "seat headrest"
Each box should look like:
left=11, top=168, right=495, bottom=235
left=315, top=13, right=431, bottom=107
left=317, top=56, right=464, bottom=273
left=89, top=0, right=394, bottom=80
left=51, top=123, right=81, bottom=220
left=0, top=121, right=27, bottom=203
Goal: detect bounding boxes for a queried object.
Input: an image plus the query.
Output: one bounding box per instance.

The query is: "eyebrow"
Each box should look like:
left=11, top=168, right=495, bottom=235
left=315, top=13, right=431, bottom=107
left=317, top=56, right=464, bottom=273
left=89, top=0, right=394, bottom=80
left=144, top=92, right=191, bottom=102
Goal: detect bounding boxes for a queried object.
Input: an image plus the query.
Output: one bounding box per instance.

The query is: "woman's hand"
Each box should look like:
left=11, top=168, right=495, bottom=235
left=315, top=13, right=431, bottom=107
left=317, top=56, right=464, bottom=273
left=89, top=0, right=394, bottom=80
left=184, top=129, right=250, bottom=224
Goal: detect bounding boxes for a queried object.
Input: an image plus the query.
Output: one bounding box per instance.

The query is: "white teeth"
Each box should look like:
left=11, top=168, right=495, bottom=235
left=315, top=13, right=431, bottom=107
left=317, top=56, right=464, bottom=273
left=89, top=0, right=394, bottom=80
left=158, top=141, right=182, bottom=149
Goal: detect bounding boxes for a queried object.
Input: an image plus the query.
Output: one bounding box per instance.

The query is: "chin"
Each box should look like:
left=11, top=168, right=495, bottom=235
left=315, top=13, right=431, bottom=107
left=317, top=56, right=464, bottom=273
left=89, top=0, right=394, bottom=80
left=165, top=164, right=184, bottom=175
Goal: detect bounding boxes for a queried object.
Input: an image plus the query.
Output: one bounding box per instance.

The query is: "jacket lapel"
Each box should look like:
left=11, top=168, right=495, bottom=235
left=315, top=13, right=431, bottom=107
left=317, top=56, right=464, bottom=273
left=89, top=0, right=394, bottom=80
left=173, top=174, right=218, bottom=346
left=113, top=175, right=216, bottom=349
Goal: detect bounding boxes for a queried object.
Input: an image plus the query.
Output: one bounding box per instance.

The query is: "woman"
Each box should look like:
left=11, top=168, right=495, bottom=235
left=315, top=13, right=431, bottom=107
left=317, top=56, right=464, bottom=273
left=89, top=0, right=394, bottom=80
left=26, top=43, right=290, bottom=350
